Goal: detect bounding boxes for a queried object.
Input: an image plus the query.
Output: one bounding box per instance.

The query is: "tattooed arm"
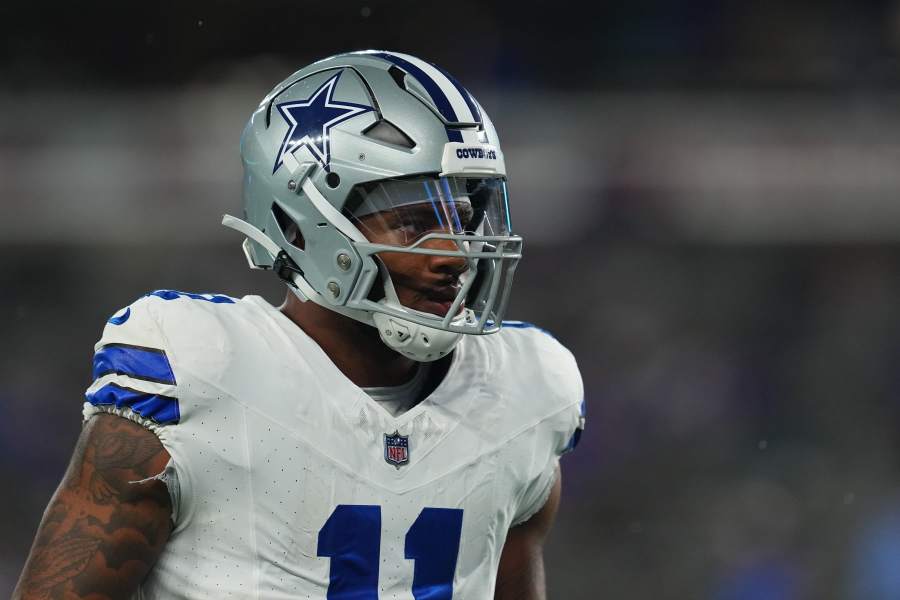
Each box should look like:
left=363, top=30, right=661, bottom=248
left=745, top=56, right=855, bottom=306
left=13, top=414, right=173, bottom=600
left=495, top=467, right=562, bottom=600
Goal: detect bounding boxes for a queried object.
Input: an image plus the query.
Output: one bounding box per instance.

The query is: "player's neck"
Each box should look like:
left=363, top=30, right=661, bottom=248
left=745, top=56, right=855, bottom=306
left=279, top=292, right=418, bottom=388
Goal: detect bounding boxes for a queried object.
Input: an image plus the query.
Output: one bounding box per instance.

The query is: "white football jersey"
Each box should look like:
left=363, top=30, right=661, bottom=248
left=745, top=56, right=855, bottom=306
left=83, top=291, right=584, bottom=600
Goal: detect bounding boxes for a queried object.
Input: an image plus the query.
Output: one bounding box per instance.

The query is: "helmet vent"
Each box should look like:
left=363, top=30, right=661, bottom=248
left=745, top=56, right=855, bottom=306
left=362, top=119, right=416, bottom=149
left=272, top=202, right=305, bottom=250
left=388, top=65, right=407, bottom=89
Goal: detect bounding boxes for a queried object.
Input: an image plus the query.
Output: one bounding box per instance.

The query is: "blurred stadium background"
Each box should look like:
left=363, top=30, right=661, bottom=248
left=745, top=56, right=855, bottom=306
left=4, top=1, right=900, bottom=598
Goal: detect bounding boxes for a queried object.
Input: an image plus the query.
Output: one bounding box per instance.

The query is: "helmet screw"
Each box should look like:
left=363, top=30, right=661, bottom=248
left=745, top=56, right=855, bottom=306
left=327, top=281, right=341, bottom=298
left=287, top=179, right=297, bottom=191
left=358, top=153, right=366, bottom=161
left=337, top=253, right=352, bottom=271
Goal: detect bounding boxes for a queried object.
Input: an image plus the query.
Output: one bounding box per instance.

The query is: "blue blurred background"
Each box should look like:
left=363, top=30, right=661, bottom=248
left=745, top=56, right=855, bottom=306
left=3, top=1, right=900, bottom=598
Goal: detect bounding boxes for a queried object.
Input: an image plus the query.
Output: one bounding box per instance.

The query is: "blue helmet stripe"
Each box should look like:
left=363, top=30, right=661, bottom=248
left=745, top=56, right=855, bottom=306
left=431, top=63, right=482, bottom=125
left=86, top=382, right=180, bottom=425
left=373, top=52, right=458, bottom=121
left=372, top=52, right=464, bottom=143
left=92, top=343, right=177, bottom=385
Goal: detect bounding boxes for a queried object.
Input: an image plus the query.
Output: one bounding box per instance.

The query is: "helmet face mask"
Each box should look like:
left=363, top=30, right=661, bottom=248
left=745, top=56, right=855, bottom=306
left=345, top=174, right=520, bottom=332
left=225, top=50, right=523, bottom=360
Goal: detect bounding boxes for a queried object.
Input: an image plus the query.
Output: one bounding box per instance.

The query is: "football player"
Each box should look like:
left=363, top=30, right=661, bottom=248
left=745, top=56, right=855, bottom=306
left=14, top=51, right=584, bottom=600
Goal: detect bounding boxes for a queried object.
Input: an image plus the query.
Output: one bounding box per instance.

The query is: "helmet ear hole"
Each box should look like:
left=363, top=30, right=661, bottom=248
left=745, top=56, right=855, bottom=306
left=272, top=203, right=305, bottom=250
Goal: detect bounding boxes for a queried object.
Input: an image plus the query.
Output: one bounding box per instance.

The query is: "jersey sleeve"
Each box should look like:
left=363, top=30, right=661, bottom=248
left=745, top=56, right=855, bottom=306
left=510, top=332, right=585, bottom=526
left=82, top=295, right=181, bottom=432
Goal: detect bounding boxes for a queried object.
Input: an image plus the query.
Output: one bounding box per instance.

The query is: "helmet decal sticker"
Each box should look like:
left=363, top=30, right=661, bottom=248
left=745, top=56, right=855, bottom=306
left=273, top=70, right=373, bottom=174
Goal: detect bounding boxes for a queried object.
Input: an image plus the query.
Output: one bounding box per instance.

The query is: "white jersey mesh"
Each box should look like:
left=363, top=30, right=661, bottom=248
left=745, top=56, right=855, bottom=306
left=82, top=292, right=583, bottom=599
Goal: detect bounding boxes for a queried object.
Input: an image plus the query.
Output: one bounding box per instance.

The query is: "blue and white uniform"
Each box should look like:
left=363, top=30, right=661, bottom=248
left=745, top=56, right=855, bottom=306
left=84, top=291, right=584, bottom=600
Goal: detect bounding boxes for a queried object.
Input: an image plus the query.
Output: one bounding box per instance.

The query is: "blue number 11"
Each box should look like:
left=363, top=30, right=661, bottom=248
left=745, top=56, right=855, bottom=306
left=317, top=505, right=464, bottom=600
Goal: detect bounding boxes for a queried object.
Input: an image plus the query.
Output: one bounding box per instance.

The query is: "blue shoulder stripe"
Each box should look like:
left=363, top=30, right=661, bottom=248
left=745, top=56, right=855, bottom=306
left=564, top=427, right=583, bottom=453
left=86, top=383, right=180, bottom=425
left=107, top=307, right=131, bottom=326
left=147, top=290, right=235, bottom=304
left=564, top=398, right=586, bottom=453
left=92, top=343, right=176, bottom=385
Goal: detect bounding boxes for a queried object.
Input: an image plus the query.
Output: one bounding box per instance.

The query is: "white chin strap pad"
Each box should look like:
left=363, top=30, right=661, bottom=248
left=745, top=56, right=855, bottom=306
left=373, top=312, right=463, bottom=362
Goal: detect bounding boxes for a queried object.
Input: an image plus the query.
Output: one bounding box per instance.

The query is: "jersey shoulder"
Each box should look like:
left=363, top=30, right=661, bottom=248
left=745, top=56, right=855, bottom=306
left=94, top=289, right=240, bottom=342
left=492, top=320, right=583, bottom=411
left=84, top=290, right=260, bottom=427
left=474, top=321, right=585, bottom=454
left=474, top=322, right=585, bottom=524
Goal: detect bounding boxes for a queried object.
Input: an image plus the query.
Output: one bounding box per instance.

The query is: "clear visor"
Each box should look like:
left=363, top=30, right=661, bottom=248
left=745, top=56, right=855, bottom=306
left=344, top=175, right=522, bottom=333
left=346, top=175, right=512, bottom=244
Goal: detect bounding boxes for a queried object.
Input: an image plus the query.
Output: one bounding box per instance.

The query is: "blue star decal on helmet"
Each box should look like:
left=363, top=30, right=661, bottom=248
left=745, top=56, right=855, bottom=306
left=273, top=70, right=373, bottom=173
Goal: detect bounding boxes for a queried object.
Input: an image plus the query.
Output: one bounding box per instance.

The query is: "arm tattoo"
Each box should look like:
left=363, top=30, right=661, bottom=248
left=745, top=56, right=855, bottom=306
left=14, top=414, right=173, bottom=600
left=90, top=429, right=165, bottom=502
left=22, top=532, right=102, bottom=593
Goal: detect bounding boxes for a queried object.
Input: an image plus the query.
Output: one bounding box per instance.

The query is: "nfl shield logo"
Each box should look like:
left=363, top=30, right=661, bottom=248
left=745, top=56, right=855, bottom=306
left=384, top=431, right=409, bottom=468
